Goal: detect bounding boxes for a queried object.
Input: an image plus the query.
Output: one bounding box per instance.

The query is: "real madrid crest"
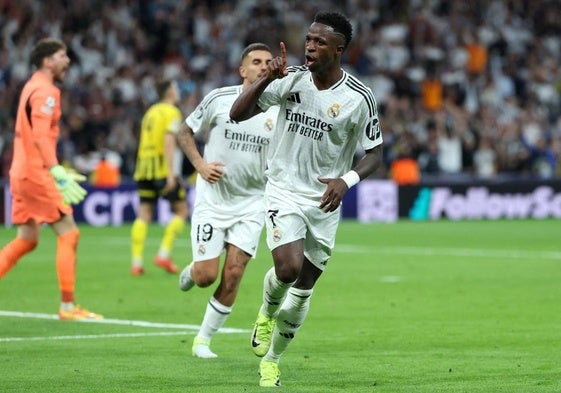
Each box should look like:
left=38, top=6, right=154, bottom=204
left=264, top=118, right=274, bottom=132
left=327, top=103, right=340, bottom=118
left=273, top=227, right=282, bottom=242
left=198, top=244, right=206, bottom=255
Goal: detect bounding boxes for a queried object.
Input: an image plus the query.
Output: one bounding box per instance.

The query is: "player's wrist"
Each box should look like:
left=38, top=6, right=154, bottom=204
left=49, top=164, right=66, bottom=179
left=340, top=170, right=360, bottom=188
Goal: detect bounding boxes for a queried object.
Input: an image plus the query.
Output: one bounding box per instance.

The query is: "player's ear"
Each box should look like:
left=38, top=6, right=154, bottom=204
left=239, top=65, right=246, bottom=79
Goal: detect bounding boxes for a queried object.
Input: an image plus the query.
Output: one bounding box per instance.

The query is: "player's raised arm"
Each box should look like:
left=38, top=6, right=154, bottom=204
left=230, top=42, right=288, bottom=122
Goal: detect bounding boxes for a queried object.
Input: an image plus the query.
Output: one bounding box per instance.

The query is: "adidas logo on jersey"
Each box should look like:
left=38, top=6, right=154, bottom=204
left=287, top=92, right=301, bottom=104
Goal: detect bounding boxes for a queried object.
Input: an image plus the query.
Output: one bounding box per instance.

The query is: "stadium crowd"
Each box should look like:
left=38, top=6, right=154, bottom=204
left=0, top=0, right=560, bottom=182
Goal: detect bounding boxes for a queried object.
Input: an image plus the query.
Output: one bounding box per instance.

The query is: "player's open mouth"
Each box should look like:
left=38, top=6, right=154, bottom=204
left=305, top=56, right=315, bottom=66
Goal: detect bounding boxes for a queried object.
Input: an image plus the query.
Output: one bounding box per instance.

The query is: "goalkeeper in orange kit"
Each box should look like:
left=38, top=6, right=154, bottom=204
left=0, top=37, right=102, bottom=321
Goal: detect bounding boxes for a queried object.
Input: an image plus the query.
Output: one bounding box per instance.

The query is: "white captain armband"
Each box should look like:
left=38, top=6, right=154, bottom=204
left=340, top=170, right=360, bottom=188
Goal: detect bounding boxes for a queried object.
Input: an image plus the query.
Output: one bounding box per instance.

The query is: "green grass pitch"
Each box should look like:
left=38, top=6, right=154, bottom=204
left=1, top=219, right=560, bottom=392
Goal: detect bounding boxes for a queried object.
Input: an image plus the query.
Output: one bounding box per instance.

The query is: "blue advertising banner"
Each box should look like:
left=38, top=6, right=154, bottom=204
left=3, top=183, right=195, bottom=227
left=3, top=179, right=560, bottom=226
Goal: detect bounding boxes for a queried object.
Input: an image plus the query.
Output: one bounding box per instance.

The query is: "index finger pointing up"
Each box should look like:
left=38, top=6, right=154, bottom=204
left=280, top=41, right=287, bottom=65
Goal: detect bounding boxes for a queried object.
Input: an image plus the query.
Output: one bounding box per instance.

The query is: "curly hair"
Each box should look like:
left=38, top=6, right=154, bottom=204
left=313, top=11, right=353, bottom=49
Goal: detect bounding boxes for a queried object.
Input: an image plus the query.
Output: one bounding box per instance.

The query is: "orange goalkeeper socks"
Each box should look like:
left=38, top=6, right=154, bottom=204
left=56, top=228, right=80, bottom=302
left=0, top=237, right=38, bottom=278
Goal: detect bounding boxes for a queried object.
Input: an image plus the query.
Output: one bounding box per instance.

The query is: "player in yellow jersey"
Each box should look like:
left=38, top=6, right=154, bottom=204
left=130, top=79, right=190, bottom=275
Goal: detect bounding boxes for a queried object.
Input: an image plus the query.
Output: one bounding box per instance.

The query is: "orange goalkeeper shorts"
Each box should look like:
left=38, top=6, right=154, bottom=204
left=9, top=175, right=72, bottom=225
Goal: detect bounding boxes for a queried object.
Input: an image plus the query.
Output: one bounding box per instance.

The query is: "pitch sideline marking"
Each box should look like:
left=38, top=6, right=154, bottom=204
left=0, top=331, right=187, bottom=343
left=0, top=310, right=250, bottom=332
left=0, top=310, right=251, bottom=343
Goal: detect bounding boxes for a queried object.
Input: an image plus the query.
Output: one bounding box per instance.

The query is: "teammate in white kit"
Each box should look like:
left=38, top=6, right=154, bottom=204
left=177, top=43, right=278, bottom=359
left=230, top=11, right=384, bottom=387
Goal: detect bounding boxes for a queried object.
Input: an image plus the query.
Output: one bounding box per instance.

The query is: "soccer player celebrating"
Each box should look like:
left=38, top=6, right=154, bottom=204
left=177, top=43, right=278, bottom=358
left=230, top=12, right=384, bottom=387
left=130, top=80, right=190, bottom=275
left=0, top=38, right=102, bottom=320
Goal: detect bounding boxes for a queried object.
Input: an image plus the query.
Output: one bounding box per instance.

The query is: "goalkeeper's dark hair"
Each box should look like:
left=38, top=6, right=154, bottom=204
left=156, top=79, right=174, bottom=100
left=314, top=11, right=353, bottom=49
left=240, top=43, right=272, bottom=64
left=30, top=38, right=67, bottom=68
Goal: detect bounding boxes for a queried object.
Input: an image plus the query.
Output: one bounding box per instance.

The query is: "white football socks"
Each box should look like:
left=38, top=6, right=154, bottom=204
left=192, top=297, right=232, bottom=359
left=197, top=296, right=232, bottom=342
left=264, top=287, right=313, bottom=362
left=261, top=267, right=294, bottom=317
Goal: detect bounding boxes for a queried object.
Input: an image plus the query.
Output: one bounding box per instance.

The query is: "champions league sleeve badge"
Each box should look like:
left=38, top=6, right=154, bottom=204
left=194, top=106, right=204, bottom=119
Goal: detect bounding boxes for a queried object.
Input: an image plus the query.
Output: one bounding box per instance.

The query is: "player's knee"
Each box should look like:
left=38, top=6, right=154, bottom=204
left=196, top=274, right=216, bottom=288
left=58, top=228, right=80, bottom=249
left=172, top=202, right=189, bottom=220
left=192, top=267, right=218, bottom=288
left=20, top=238, right=39, bottom=253
left=275, top=264, right=300, bottom=283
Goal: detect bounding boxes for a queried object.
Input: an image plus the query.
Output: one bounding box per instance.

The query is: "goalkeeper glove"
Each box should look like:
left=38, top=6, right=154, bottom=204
left=49, top=165, right=87, bottom=205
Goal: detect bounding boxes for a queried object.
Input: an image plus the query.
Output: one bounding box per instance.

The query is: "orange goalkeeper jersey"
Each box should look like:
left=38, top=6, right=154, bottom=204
left=10, top=71, right=61, bottom=180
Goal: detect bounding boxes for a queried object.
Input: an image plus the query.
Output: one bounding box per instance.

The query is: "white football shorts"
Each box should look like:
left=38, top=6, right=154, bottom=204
left=190, top=206, right=265, bottom=262
left=264, top=182, right=340, bottom=271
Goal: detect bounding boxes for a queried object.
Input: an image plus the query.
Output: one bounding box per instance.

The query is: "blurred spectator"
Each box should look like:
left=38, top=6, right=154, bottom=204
left=73, top=134, right=122, bottom=176
left=56, top=124, right=77, bottom=167
left=473, top=135, right=497, bottom=178
left=435, top=109, right=463, bottom=175
left=90, top=154, right=121, bottom=188
left=421, top=60, right=443, bottom=111
left=418, top=137, right=440, bottom=175
left=390, top=144, right=420, bottom=185
left=520, top=134, right=556, bottom=179
left=464, top=28, right=488, bottom=76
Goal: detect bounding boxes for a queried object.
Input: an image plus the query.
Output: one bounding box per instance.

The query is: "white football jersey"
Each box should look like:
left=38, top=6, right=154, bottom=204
left=186, top=85, right=278, bottom=213
left=258, top=66, right=383, bottom=201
